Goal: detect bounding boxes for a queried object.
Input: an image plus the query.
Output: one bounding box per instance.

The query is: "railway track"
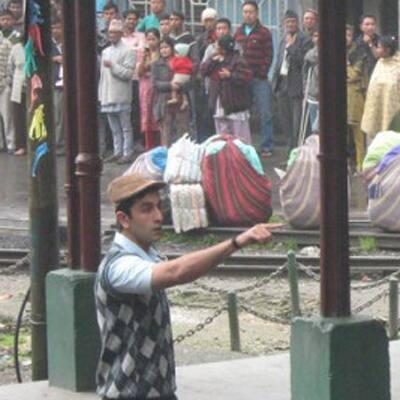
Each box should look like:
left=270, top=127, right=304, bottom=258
left=1, top=219, right=400, bottom=250
left=161, top=222, right=400, bottom=251
left=1, top=248, right=399, bottom=274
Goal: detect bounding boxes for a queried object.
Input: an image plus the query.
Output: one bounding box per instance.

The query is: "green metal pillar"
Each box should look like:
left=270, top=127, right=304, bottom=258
left=27, top=0, right=60, bottom=381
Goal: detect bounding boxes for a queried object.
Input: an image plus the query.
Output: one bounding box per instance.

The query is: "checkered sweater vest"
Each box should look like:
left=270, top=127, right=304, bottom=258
left=95, top=244, right=176, bottom=399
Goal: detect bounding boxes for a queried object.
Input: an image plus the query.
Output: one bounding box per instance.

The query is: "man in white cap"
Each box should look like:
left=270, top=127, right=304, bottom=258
left=95, top=173, right=281, bottom=399
left=98, top=19, right=136, bottom=164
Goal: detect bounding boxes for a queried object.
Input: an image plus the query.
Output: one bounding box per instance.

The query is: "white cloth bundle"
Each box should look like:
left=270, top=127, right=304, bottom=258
left=170, top=184, right=209, bottom=233
left=164, top=134, right=205, bottom=184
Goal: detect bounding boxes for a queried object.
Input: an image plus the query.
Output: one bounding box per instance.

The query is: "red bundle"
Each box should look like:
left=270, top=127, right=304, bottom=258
left=202, top=135, right=272, bottom=226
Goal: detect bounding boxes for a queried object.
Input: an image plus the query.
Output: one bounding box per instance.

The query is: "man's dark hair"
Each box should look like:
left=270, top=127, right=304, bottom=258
left=378, top=35, right=398, bottom=57
left=145, top=27, right=161, bottom=39
left=159, top=13, right=170, bottom=22
left=171, top=11, right=185, bottom=21
left=103, top=1, right=119, bottom=13
left=0, top=9, right=14, bottom=18
left=123, top=9, right=140, bottom=20
left=216, top=17, right=231, bottom=30
left=359, top=14, right=377, bottom=24
left=8, top=0, right=22, bottom=5
left=242, top=1, right=258, bottom=11
left=115, top=186, right=162, bottom=231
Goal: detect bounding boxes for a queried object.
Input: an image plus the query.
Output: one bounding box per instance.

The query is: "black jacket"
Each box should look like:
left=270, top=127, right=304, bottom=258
left=272, top=30, right=313, bottom=98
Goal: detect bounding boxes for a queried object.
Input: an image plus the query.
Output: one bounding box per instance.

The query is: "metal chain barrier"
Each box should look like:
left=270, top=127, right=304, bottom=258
left=351, top=268, right=400, bottom=291
left=240, top=303, right=290, bottom=326
left=193, top=263, right=288, bottom=295
left=352, top=289, right=389, bottom=314
left=172, top=304, right=226, bottom=344
left=296, top=262, right=320, bottom=281
left=296, top=262, right=400, bottom=292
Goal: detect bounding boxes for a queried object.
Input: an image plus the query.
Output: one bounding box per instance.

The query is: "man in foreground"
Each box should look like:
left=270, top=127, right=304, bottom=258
left=95, top=173, right=280, bottom=400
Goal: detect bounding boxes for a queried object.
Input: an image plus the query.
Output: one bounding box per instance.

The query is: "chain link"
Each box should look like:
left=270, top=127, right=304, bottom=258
left=0, top=253, right=31, bottom=275
left=351, top=268, right=400, bottom=291
left=193, top=263, right=288, bottom=295
left=296, top=262, right=400, bottom=292
left=172, top=304, right=226, bottom=344
left=240, top=303, right=290, bottom=325
left=353, top=289, right=389, bottom=314
left=296, top=262, right=320, bottom=281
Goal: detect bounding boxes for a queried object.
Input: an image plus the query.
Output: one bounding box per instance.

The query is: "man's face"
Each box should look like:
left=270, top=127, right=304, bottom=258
left=360, top=17, right=376, bottom=36
left=118, top=192, right=164, bottom=246
left=160, top=19, right=170, bottom=36
left=170, top=15, right=183, bottom=33
left=285, top=17, right=298, bottom=34
left=303, top=11, right=317, bottom=30
left=242, top=4, right=258, bottom=26
left=51, top=23, right=62, bottom=42
left=203, top=18, right=216, bottom=32
left=124, top=13, right=138, bottom=31
left=151, top=0, right=165, bottom=15
left=216, top=22, right=230, bottom=39
left=0, top=15, right=15, bottom=30
left=9, top=3, right=23, bottom=20
left=108, top=30, right=123, bottom=44
left=103, top=8, right=117, bottom=24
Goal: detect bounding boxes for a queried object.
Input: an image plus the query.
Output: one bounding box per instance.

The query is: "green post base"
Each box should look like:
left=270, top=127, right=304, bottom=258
left=291, top=316, right=390, bottom=400
left=46, top=269, right=100, bottom=392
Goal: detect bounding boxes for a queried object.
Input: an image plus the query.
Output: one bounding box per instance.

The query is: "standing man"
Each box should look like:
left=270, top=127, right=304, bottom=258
left=51, top=17, right=65, bottom=155
left=7, top=0, right=24, bottom=34
left=98, top=2, right=119, bottom=53
left=272, top=10, right=312, bottom=152
left=302, top=8, right=318, bottom=36
left=355, top=14, right=380, bottom=84
left=122, top=9, right=145, bottom=150
left=159, top=13, right=171, bottom=38
left=0, top=9, right=19, bottom=153
left=137, top=0, right=166, bottom=33
left=99, top=19, right=136, bottom=164
left=95, top=172, right=280, bottom=399
left=234, top=1, right=273, bottom=157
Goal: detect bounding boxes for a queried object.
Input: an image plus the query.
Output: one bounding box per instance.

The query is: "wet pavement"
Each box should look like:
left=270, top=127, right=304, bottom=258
left=0, top=148, right=285, bottom=225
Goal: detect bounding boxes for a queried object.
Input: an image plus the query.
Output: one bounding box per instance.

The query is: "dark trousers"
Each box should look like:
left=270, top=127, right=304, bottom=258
left=131, top=80, right=141, bottom=138
left=276, top=77, right=302, bottom=152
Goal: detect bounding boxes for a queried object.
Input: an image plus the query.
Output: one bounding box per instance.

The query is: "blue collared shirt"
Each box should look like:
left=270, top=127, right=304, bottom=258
left=105, top=232, right=162, bottom=295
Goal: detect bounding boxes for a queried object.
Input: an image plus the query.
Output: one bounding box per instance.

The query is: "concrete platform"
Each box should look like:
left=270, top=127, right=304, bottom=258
left=1, top=340, right=399, bottom=399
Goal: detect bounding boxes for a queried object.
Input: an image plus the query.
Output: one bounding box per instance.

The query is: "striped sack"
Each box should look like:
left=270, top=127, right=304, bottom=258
left=201, top=135, right=272, bottom=226
left=279, top=134, right=320, bottom=229
left=368, top=153, right=400, bottom=232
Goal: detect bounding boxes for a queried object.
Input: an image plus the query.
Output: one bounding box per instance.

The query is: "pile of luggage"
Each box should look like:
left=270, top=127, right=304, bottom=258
left=124, top=134, right=273, bottom=233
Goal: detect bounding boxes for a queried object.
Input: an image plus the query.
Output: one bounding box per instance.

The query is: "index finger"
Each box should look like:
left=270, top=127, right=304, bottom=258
left=261, top=223, right=285, bottom=230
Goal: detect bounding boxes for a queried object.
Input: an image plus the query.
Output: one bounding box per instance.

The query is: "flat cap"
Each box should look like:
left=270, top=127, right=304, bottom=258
left=107, top=173, right=166, bottom=206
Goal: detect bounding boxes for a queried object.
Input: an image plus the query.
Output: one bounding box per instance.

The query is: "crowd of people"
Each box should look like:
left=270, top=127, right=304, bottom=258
left=0, top=0, right=399, bottom=172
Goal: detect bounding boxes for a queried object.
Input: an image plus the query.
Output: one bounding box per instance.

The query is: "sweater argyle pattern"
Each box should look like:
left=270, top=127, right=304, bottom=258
left=95, top=244, right=176, bottom=399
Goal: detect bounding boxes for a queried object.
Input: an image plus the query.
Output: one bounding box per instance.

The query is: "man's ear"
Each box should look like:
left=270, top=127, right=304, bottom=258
left=116, top=211, right=131, bottom=230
